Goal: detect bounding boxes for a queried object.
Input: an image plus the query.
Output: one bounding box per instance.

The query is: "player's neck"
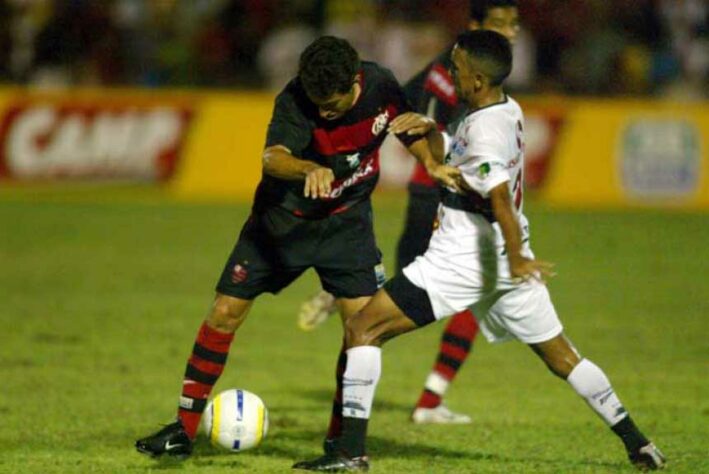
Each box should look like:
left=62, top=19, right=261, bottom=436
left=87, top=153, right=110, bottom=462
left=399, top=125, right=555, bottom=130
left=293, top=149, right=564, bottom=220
left=470, top=88, right=505, bottom=111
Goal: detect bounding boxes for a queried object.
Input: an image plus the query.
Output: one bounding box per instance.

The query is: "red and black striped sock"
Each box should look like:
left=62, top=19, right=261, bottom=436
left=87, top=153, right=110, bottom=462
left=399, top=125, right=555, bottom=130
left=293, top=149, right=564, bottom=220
left=416, top=310, right=479, bottom=409
left=326, top=342, right=347, bottom=440
left=177, top=322, right=234, bottom=439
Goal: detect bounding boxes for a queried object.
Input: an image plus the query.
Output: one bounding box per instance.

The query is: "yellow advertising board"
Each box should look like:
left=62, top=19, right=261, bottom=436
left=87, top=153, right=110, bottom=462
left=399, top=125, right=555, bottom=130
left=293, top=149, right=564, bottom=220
left=169, top=92, right=274, bottom=201
left=0, top=87, right=706, bottom=210
left=537, top=100, right=708, bottom=210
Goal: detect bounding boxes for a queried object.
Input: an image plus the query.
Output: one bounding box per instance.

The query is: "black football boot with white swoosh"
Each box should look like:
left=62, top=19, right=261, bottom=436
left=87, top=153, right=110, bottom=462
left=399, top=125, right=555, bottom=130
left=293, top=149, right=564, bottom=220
left=135, top=420, right=193, bottom=459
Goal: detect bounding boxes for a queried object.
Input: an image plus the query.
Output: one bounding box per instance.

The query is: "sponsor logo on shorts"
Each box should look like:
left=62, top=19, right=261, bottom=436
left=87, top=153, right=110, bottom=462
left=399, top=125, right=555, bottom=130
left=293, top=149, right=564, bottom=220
left=374, top=263, right=386, bottom=288
left=231, top=263, right=248, bottom=284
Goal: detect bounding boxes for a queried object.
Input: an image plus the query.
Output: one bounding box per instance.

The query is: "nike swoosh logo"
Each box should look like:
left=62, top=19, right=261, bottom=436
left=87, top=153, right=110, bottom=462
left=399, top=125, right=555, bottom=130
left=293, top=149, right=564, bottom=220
left=183, top=380, right=196, bottom=385
left=165, top=441, right=184, bottom=451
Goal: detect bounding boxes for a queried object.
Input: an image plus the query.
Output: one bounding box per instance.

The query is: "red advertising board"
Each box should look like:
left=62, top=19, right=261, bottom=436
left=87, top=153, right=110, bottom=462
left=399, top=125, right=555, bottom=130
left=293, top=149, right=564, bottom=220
left=0, top=98, right=193, bottom=181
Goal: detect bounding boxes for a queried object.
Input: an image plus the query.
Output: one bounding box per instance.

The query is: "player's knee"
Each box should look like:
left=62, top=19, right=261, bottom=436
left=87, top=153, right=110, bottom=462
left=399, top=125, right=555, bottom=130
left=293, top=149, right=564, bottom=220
left=544, top=354, right=580, bottom=379
left=344, top=314, right=382, bottom=348
left=208, top=296, right=247, bottom=333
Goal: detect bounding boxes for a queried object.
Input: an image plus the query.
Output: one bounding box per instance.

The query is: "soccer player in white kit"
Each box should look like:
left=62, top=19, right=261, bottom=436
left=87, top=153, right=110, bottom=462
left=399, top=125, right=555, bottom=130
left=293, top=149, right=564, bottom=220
left=293, top=30, right=665, bottom=472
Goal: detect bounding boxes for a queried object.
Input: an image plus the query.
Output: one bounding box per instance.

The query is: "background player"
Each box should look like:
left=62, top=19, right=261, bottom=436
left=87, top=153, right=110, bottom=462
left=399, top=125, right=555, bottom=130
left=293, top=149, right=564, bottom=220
left=297, top=0, right=521, bottom=425
left=134, top=35, right=461, bottom=459
left=294, top=30, right=665, bottom=472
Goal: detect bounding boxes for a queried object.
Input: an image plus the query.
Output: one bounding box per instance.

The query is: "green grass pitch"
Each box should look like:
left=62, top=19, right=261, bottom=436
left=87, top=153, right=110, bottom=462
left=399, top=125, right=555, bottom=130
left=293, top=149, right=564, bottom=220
left=1, top=186, right=707, bottom=473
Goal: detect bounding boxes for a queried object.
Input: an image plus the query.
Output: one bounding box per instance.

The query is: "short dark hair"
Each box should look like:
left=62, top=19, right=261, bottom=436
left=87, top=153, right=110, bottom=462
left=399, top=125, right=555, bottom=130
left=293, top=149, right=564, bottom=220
left=469, top=0, right=518, bottom=23
left=298, top=36, right=360, bottom=100
left=455, top=30, right=512, bottom=86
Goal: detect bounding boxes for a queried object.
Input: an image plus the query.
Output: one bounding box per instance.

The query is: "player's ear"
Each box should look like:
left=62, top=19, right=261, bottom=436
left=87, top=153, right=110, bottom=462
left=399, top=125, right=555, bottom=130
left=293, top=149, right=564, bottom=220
left=468, top=20, right=481, bottom=31
left=474, top=73, right=485, bottom=91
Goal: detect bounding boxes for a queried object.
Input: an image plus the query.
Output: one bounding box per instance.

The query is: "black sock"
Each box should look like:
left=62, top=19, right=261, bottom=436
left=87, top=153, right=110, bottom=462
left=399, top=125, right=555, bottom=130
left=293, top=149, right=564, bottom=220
left=339, top=417, right=368, bottom=457
left=611, top=416, right=649, bottom=453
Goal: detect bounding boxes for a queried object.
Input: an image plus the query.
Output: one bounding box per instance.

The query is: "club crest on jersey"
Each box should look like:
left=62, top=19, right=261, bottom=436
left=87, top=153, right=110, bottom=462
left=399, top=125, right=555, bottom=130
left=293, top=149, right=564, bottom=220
left=231, top=263, right=248, bottom=284
left=346, top=153, right=360, bottom=168
left=371, top=110, right=389, bottom=136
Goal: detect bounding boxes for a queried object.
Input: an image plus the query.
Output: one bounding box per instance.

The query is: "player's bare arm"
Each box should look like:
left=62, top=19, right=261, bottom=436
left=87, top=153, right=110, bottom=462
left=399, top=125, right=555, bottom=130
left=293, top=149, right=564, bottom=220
left=489, top=183, right=554, bottom=282
left=391, top=114, right=463, bottom=192
left=262, top=145, right=335, bottom=199
left=389, top=112, right=436, bottom=137
left=407, top=138, right=462, bottom=192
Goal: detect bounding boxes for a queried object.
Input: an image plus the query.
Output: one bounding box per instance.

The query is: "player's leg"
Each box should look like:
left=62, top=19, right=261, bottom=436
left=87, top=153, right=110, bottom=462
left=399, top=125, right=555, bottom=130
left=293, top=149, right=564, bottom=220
left=136, top=212, right=303, bottom=459
left=135, top=294, right=252, bottom=459
left=530, top=334, right=665, bottom=470
left=294, top=272, right=436, bottom=471
left=322, top=295, right=371, bottom=450
left=398, top=184, right=479, bottom=424
left=412, top=310, right=479, bottom=424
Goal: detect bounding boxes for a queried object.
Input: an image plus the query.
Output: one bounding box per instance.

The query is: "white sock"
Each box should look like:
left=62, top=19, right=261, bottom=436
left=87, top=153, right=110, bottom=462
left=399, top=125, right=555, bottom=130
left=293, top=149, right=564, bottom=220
left=342, top=346, right=382, bottom=419
left=566, top=358, right=628, bottom=426
left=425, top=372, right=450, bottom=397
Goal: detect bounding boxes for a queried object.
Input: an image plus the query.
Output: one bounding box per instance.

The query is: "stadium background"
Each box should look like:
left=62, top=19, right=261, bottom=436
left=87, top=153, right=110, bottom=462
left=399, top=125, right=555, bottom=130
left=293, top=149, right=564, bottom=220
left=0, top=1, right=707, bottom=473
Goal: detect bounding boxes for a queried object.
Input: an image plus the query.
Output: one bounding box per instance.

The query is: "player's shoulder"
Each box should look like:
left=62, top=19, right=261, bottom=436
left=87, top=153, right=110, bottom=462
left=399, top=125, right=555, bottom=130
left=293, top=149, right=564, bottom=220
left=460, top=96, right=520, bottom=145
left=361, top=60, right=399, bottom=88
left=465, top=96, right=521, bottom=128
left=272, top=78, right=311, bottom=119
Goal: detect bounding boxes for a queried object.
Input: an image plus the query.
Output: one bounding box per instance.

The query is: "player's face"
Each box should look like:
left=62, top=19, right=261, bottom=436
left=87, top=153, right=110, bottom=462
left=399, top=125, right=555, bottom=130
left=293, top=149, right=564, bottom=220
left=309, top=82, right=360, bottom=121
left=476, top=7, right=520, bottom=45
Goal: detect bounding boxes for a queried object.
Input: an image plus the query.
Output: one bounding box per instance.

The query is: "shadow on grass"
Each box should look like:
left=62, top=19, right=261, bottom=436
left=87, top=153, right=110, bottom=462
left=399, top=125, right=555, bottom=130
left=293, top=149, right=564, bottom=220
left=184, top=429, right=626, bottom=472
left=192, top=429, right=472, bottom=462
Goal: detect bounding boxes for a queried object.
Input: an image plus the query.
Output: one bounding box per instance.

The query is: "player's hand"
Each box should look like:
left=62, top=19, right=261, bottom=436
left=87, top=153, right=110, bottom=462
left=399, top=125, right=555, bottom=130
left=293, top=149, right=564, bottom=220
left=428, top=164, right=464, bottom=193
left=508, top=254, right=556, bottom=284
left=304, top=166, right=335, bottom=199
left=388, top=112, right=436, bottom=136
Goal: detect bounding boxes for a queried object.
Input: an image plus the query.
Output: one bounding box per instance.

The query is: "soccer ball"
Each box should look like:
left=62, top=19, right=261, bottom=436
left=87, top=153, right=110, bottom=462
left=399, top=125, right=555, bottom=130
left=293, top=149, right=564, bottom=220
left=202, top=389, right=269, bottom=452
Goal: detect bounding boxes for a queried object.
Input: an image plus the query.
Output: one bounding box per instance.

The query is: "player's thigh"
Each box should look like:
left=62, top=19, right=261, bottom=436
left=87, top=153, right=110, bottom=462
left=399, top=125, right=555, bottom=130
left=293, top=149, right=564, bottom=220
left=336, top=296, right=371, bottom=321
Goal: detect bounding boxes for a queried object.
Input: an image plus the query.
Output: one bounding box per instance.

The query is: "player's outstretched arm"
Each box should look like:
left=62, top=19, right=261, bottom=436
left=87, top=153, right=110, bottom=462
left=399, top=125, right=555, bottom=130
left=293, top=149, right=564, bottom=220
left=390, top=114, right=462, bottom=192
left=406, top=138, right=463, bottom=192
left=490, top=183, right=555, bottom=282
left=263, top=145, right=334, bottom=199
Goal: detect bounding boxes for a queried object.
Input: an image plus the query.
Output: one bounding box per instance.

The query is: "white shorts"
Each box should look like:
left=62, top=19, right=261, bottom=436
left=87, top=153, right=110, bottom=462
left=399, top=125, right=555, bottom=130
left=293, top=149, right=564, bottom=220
left=403, top=252, right=563, bottom=344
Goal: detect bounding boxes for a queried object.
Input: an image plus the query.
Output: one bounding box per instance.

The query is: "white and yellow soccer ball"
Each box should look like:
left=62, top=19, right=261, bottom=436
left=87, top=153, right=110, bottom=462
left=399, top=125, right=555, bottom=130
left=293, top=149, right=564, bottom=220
left=202, top=389, right=269, bottom=452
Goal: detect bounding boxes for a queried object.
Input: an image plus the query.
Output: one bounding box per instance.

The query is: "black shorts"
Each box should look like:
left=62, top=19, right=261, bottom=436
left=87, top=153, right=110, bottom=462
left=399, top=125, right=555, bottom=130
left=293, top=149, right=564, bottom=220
left=216, top=200, right=384, bottom=300
left=383, top=271, right=436, bottom=327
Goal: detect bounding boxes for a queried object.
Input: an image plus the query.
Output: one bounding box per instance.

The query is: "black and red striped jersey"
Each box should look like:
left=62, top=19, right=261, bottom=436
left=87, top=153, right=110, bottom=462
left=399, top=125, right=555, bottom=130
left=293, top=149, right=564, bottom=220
left=403, top=45, right=467, bottom=127
left=255, top=61, right=420, bottom=218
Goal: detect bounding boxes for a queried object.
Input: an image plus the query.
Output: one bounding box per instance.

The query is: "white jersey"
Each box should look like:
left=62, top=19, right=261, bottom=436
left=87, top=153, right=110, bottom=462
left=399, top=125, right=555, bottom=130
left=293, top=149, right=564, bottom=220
left=402, top=95, right=562, bottom=344
left=433, top=95, right=528, bottom=254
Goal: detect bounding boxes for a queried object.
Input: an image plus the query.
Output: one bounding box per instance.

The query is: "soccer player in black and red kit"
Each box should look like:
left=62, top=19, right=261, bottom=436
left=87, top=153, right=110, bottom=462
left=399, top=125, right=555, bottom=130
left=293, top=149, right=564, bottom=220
left=134, top=36, right=461, bottom=459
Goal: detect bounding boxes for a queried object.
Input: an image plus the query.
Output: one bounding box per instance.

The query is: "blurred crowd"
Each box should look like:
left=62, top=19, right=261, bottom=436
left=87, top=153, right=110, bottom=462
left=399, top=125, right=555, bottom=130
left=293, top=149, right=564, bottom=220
left=0, top=0, right=706, bottom=99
